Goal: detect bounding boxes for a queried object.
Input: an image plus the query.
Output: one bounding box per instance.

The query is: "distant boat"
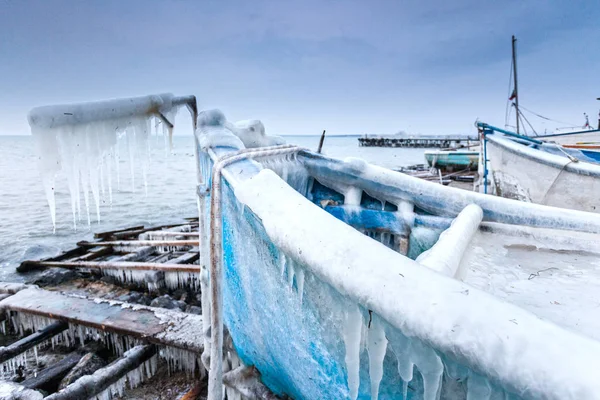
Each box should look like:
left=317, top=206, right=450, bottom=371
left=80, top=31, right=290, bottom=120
left=562, top=144, right=600, bottom=162
left=478, top=123, right=600, bottom=213
left=424, top=149, right=479, bottom=171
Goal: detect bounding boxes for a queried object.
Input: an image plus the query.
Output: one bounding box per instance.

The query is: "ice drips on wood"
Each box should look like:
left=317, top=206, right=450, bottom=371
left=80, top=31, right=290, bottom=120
left=28, top=94, right=186, bottom=231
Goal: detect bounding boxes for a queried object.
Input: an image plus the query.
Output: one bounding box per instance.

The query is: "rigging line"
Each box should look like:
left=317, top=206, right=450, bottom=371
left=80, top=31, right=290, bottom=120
left=518, top=108, right=539, bottom=136
left=505, top=106, right=513, bottom=129
left=518, top=104, right=578, bottom=127
left=505, top=57, right=514, bottom=128
left=518, top=111, right=528, bottom=136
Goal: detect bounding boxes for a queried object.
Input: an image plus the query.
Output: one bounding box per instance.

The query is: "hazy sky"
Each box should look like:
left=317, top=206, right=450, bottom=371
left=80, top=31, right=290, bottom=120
left=1, top=0, right=599, bottom=136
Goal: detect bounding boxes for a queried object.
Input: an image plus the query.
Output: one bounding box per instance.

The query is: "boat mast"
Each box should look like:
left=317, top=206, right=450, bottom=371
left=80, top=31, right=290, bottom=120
left=512, top=35, right=520, bottom=135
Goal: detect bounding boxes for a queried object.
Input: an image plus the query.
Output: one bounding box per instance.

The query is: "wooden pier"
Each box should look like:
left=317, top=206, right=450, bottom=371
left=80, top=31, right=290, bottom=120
left=0, top=218, right=277, bottom=400
left=358, top=136, right=477, bottom=148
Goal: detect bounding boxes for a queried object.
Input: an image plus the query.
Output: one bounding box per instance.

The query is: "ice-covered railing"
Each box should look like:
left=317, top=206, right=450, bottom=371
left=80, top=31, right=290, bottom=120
left=28, top=93, right=197, bottom=230
left=298, top=151, right=600, bottom=233
left=198, top=113, right=600, bottom=399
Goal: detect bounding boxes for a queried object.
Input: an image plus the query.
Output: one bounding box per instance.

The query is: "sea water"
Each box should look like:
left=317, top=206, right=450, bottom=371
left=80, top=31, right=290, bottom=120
left=0, top=134, right=428, bottom=281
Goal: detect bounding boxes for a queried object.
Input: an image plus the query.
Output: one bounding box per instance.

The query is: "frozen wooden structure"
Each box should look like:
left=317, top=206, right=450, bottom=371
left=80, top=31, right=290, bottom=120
left=358, top=135, right=477, bottom=148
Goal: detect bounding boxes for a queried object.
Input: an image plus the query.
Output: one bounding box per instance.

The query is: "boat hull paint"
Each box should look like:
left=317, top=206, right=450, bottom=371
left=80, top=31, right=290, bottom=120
left=424, top=150, right=479, bottom=171
left=486, top=135, right=600, bottom=213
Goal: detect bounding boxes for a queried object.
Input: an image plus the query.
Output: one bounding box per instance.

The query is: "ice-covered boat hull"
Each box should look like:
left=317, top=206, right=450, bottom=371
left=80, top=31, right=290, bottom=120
left=199, top=115, right=600, bottom=400
left=483, top=130, right=600, bottom=213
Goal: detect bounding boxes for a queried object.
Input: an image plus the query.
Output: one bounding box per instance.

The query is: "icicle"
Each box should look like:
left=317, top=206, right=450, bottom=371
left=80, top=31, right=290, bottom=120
left=342, top=304, right=362, bottom=400
left=367, top=313, right=388, bottom=400
left=295, top=267, right=305, bottom=304
left=393, top=337, right=414, bottom=400
left=279, top=254, right=286, bottom=276
left=287, top=260, right=295, bottom=288
left=410, top=339, right=444, bottom=400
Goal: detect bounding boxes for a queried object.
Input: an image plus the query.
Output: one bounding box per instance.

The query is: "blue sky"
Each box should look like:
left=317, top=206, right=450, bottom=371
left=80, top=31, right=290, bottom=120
left=1, top=0, right=599, bottom=136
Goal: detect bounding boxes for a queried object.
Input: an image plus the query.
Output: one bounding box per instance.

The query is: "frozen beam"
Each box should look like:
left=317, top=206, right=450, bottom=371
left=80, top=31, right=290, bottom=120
left=22, top=351, right=85, bottom=391
left=44, top=345, right=156, bottom=400
left=28, top=94, right=190, bottom=130
left=416, top=204, right=483, bottom=277
left=0, top=288, right=203, bottom=353
left=77, top=240, right=199, bottom=247
left=18, top=260, right=200, bottom=273
left=0, top=321, right=68, bottom=363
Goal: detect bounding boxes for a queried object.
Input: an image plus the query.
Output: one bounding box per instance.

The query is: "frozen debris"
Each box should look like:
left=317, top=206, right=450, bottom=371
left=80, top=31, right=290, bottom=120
left=58, top=352, right=107, bottom=389
left=44, top=345, right=156, bottom=400
left=0, top=381, right=43, bottom=400
left=100, top=268, right=163, bottom=293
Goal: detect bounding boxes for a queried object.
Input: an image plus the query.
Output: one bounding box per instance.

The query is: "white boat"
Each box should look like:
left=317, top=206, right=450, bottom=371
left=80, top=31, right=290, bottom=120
left=478, top=123, right=600, bottom=213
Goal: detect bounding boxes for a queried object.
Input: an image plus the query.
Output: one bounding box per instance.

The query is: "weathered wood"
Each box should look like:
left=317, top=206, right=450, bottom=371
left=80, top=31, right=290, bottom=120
left=68, top=247, right=113, bottom=262
left=44, top=345, right=156, bottom=400
left=94, top=225, right=145, bottom=239
left=111, top=246, right=154, bottom=262
left=16, top=261, right=200, bottom=273
left=170, top=251, right=200, bottom=265
left=0, top=321, right=68, bottom=363
left=45, top=247, right=87, bottom=262
left=111, top=223, right=198, bottom=240
left=144, top=231, right=200, bottom=237
left=77, top=240, right=199, bottom=247
left=21, top=351, right=85, bottom=391
left=0, top=288, right=203, bottom=353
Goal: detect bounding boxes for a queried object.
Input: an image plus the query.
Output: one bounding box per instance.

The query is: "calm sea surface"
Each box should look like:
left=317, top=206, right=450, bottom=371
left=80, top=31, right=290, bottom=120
left=0, top=134, right=428, bottom=281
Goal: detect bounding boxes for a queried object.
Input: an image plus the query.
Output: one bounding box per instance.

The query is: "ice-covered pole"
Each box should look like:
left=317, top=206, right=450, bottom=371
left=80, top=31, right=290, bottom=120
left=27, top=93, right=197, bottom=231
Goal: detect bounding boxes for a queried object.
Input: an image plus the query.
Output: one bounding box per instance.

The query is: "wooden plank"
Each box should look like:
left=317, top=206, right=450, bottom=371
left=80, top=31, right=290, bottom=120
left=44, top=345, right=156, bottom=400
left=144, top=231, right=200, bottom=237
left=18, top=261, right=200, bottom=273
left=68, top=246, right=113, bottom=262
left=0, top=288, right=203, bottom=353
left=21, top=351, right=84, bottom=391
left=77, top=240, right=199, bottom=247
left=0, top=321, right=68, bottom=363
left=94, top=225, right=145, bottom=239
left=110, top=247, right=154, bottom=262
left=170, top=251, right=200, bottom=265
left=111, top=223, right=198, bottom=240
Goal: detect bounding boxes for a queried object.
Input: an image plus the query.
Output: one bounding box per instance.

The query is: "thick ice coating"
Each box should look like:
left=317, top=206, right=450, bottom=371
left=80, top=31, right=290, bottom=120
left=196, top=109, right=285, bottom=150
left=28, top=94, right=186, bottom=230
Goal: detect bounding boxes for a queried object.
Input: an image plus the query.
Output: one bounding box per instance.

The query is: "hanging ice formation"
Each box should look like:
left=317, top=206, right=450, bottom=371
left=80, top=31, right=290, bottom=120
left=28, top=93, right=197, bottom=231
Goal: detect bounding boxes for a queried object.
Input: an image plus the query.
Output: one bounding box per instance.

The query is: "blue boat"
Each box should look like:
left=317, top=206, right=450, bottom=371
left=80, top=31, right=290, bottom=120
left=198, top=110, right=600, bottom=400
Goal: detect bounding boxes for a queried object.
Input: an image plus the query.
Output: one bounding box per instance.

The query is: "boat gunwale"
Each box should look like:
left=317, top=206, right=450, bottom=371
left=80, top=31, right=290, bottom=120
left=298, top=150, right=600, bottom=234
